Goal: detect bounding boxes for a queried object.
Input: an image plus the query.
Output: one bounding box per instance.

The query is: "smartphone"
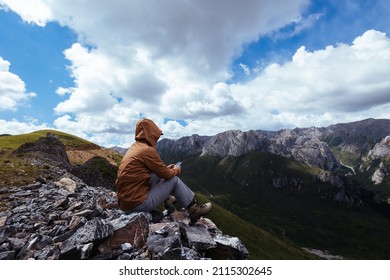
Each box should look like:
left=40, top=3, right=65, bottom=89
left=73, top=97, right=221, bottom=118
left=175, top=161, right=182, bottom=166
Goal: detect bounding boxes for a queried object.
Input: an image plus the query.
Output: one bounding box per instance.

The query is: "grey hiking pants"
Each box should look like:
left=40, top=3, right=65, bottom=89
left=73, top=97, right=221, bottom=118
left=131, top=174, right=195, bottom=212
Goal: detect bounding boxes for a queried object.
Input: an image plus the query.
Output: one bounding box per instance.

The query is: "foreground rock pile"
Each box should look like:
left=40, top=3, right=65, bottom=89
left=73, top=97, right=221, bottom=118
left=0, top=175, right=248, bottom=260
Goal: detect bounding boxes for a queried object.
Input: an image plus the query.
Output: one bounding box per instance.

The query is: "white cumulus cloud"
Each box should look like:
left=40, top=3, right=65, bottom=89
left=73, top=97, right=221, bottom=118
left=230, top=29, right=390, bottom=130
left=0, top=118, right=49, bottom=134
left=0, top=0, right=52, bottom=27
left=0, top=56, right=36, bottom=111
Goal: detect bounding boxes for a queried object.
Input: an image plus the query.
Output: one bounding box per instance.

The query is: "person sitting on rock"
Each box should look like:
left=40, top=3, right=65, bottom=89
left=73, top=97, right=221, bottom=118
left=115, top=118, right=212, bottom=222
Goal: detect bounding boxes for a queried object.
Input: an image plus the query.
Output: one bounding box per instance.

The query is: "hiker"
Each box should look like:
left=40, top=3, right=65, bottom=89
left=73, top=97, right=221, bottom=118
left=115, top=118, right=212, bottom=222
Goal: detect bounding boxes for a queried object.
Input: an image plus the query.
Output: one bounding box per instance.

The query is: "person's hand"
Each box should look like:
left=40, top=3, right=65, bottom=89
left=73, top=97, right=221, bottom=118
left=173, top=165, right=181, bottom=174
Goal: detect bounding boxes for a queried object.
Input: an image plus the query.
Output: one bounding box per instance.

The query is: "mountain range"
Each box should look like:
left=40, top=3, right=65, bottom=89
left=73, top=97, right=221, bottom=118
left=1, top=118, right=390, bottom=259
left=158, top=118, right=390, bottom=178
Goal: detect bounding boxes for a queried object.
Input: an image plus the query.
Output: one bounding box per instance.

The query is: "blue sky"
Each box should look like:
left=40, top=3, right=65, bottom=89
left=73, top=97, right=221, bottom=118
left=0, top=10, right=75, bottom=124
left=0, top=0, right=390, bottom=147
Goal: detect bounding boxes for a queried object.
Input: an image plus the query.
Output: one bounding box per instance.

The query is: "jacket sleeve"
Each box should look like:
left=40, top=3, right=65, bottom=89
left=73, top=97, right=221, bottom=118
left=142, top=148, right=179, bottom=179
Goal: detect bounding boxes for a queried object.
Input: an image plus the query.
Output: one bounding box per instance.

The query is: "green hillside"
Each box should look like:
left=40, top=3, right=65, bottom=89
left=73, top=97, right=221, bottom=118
left=194, top=193, right=317, bottom=259
left=0, top=129, right=99, bottom=150
left=0, top=130, right=102, bottom=187
left=172, top=152, right=390, bottom=259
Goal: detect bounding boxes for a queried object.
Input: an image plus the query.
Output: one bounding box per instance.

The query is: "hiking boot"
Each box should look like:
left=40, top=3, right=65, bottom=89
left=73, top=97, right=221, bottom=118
left=164, top=195, right=177, bottom=209
left=164, top=195, right=178, bottom=214
left=188, top=201, right=212, bottom=223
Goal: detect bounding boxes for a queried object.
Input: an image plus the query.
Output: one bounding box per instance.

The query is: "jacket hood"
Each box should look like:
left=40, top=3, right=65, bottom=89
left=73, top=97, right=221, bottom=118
left=134, top=118, right=163, bottom=147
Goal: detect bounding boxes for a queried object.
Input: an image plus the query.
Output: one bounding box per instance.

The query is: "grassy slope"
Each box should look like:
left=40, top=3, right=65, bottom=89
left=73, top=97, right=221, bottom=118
left=0, top=129, right=98, bottom=150
left=195, top=193, right=318, bottom=259
left=0, top=130, right=113, bottom=187
left=176, top=152, right=390, bottom=259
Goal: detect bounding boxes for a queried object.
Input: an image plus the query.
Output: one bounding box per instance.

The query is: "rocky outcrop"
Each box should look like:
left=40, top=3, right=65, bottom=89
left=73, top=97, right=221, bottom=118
left=12, top=133, right=70, bottom=167
left=361, top=135, right=390, bottom=185
left=70, top=156, right=118, bottom=190
left=366, top=136, right=390, bottom=160
left=10, top=134, right=118, bottom=191
left=371, top=163, right=387, bottom=185
left=0, top=176, right=248, bottom=260
left=314, top=171, right=345, bottom=188
left=312, top=170, right=385, bottom=208
left=1, top=134, right=248, bottom=260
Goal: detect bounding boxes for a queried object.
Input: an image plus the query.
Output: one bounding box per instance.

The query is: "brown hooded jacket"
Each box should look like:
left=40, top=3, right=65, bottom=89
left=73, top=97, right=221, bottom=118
left=115, top=118, right=180, bottom=211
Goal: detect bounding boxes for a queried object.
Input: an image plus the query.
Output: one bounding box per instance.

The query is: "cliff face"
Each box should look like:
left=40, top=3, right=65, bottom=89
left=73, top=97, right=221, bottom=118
left=361, top=135, right=390, bottom=185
